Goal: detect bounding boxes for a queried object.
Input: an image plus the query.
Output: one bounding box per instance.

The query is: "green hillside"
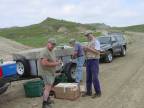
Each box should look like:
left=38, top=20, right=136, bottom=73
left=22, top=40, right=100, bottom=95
left=0, top=18, right=102, bottom=47
left=1, top=17, right=143, bottom=47
left=113, top=24, right=144, bottom=32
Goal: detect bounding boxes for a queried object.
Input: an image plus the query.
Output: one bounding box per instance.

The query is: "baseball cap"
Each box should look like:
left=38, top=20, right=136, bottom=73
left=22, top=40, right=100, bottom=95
left=48, top=38, right=57, bottom=45
left=69, top=38, right=76, bottom=43
left=84, top=30, right=93, bottom=36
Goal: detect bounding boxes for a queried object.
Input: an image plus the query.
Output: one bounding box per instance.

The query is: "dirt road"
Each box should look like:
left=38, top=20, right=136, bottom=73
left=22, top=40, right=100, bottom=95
left=0, top=32, right=144, bottom=108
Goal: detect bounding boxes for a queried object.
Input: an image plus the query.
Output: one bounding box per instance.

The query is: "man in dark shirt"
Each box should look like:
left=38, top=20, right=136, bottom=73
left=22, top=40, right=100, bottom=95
left=69, top=39, right=85, bottom=83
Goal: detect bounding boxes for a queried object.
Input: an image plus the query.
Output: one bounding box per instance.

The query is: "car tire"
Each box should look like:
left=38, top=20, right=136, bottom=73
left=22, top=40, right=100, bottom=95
left=0, top=82, right=9, bottom=95
left=64, top=63, right=76, bottom=82
left=105, top=51, right=113, bottom=63
left=120, top=46, right=126, bottom=56
left=16, top=59, right=30, bottom=77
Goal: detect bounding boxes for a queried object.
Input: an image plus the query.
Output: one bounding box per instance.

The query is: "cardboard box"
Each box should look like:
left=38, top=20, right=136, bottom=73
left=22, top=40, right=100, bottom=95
left=54, top=83, right=80, bottom=100
left=80, top=85, right=86, bottom=93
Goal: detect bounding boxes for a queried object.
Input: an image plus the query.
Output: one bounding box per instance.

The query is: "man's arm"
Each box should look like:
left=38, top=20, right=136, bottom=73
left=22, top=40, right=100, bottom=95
left=84, top=46, right=100, bottom=54
left=73, top=51, right=78, bottom=57
left=72, top=44, right=79, bottom=58
left=40, top=58, right=60, bottom=67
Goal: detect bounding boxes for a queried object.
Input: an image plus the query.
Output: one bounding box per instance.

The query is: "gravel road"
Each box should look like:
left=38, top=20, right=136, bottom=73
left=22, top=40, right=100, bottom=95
left=0, top=32, right=144, bottom=108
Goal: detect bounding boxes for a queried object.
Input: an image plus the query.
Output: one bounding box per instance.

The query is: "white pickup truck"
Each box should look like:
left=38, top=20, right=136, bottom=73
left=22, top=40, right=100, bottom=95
left=0, top=45, right=77, bottom=95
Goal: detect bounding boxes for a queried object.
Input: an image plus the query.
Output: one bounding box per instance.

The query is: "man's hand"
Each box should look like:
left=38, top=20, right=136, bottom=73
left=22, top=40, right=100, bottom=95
left=55, top=59, right=63, bottom=66
left=54, top=72, right=62, bottom=77
left=40, top=58, right=62, bottom=67
left=83, top=46, right=89, bottom=51
left=83, top=46, right=100, bottom=54
left=71, top=51, right=77, bottom=59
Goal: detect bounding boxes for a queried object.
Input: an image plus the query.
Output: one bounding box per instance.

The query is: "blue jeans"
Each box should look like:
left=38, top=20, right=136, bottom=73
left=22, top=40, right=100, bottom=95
left=75, top=56, right=85, bottom=83
left=86, top=59, right=101, bottom=94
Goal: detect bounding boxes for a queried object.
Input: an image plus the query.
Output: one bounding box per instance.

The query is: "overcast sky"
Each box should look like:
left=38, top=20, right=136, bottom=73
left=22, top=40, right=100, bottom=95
left=0, top=0, right=144, bottom=28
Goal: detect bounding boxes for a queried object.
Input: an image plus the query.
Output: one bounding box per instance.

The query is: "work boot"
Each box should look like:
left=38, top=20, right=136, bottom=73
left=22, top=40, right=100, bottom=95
left=47, top=97, right=54, bottom=104
left=91, top=93, right=101, bottom=99
left=42, top=101, right=52, bottom=108
left=82, top=92, right=92, bottom=97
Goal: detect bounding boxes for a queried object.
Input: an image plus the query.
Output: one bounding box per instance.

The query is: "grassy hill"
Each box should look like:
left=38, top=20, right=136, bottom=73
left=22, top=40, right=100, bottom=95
left=0, top=18, right=103, bottom=47
left=1, top=17, right=143, bottom=47
left=113, top=24, right=144, bottom=33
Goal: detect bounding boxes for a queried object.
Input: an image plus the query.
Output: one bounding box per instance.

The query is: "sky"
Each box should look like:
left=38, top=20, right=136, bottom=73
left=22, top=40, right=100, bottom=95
left=0, top=0, right=144, bottom=28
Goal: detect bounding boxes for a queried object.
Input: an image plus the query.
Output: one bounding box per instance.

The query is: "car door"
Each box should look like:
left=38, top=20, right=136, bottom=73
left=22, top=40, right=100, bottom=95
left=114, top=35, right=125, bottom=53
left=111, top=36, right=121, bottom=54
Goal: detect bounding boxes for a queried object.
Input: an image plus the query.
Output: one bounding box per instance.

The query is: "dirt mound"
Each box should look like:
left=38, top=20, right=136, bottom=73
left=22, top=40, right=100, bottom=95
left=0, top=36, right=30, bottom=61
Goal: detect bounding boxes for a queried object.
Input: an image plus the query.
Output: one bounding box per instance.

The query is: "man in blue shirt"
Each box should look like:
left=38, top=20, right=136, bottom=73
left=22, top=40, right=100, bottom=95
left=69, top=39, right=85, bottom=83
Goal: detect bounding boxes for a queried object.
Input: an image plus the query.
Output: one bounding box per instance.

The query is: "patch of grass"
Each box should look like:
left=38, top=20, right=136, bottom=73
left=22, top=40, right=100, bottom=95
left=11, top=33, right=84, bottom=47
left=113, top=24, right=144, bottom=32
left=14, top=35, right=48, bottom=47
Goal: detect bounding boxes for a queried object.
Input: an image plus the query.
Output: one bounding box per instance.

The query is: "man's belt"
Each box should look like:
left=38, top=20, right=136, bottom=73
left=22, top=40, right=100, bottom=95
left=77, top=55, right=84, bottom=57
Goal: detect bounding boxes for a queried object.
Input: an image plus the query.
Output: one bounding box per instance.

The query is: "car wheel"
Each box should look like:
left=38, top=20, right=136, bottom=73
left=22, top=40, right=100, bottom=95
left=120, top=46, right=126, bottom=56
left=65, top=63, right=76, bottom=82
left=0, top=82, right=9, bottom=95
left=16, top=59, right=30, bottom=77
left=106, top=51, right=113, bottom=63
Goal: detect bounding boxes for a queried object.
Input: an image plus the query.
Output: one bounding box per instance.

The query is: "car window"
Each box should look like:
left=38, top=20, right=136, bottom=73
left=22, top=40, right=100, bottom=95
left=97, top=37, right=111, bottom=44
left=114, top=35, right=125, bottom=42
left=111, top=37, right=116, bottom=42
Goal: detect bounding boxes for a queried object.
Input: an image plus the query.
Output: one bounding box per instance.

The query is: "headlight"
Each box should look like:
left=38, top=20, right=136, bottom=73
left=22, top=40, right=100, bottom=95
left=100, top=49, right=105, bottom=52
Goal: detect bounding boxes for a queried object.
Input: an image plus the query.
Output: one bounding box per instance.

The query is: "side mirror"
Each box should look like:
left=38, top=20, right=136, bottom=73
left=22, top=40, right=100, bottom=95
left=111, top=39, right=117, bottom=44
left=112, top=40, right=116, bottom=43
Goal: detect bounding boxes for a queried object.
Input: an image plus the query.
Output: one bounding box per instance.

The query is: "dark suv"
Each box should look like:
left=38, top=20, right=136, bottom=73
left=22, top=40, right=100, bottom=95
left=97, top=32, right=127, bottom=62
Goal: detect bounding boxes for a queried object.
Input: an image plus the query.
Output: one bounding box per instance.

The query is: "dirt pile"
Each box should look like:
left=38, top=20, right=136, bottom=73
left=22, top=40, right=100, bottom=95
left=0, top=36, right=30, bottom=61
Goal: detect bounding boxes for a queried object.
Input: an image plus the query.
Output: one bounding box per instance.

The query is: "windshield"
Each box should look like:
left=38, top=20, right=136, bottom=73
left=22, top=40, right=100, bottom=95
left=97, top=37, right=111, bottom=44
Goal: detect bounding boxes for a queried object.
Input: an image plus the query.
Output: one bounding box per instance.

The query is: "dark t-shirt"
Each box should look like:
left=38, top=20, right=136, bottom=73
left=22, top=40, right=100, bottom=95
left=74, top=42, right=84, bottom=57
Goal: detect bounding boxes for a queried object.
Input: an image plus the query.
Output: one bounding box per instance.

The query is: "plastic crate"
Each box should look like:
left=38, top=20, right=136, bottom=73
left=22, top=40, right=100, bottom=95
left=23, top=80, right=44, bottom=97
